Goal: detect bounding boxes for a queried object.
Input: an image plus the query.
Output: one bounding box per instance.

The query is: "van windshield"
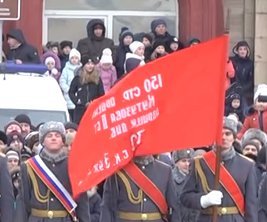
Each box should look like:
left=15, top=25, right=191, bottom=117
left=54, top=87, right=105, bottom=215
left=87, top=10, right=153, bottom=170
left=0, top=109, right=67, bottom=130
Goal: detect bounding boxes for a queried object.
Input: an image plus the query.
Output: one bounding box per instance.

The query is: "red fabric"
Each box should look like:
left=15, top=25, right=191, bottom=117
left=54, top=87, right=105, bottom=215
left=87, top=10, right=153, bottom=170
left=237, top=110, right=267, bottom=139
left=69, top=35, right=228, bottom=197
left=203, top=151, right=245, bottom=216
left=123, top=162, right=168, bottom=215
left=225, top=59, right=235, bottom=90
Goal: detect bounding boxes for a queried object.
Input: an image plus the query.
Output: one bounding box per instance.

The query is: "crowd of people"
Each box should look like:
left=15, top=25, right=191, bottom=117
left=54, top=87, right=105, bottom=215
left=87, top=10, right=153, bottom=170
left=0, top=17, right=266, bottom=222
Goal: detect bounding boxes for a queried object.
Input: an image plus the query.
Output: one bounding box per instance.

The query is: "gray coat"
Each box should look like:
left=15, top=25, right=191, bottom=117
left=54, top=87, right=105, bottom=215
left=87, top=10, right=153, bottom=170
left=18, top=154, right=90, bottom=222
left=100, top=159, right=181, bottom=222
left=172, top=167, right=199, bottom=222
left=180, top=150, right=258, bottom=222
left=0, top=156, right=15, bottom=222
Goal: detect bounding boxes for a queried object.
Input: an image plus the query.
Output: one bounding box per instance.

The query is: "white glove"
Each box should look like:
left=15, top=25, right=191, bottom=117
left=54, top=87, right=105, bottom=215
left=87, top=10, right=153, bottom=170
left=200, top=190, right=223, bottom=208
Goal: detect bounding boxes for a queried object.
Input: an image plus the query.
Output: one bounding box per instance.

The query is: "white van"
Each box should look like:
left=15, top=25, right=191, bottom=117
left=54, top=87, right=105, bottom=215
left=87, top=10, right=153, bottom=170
left=0, top=73, right=69, bottom=130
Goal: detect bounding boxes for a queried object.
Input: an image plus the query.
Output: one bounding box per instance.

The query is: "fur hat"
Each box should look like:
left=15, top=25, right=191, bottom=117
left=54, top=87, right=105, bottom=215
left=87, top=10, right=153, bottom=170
left=45, top=56, right=55, bottom=65
left=223, top=116, right=237, bottom=134
left=60, top=40, right=73, bottom=50
left=15, top=114, right=31, bottom=126
left=100, top=48, right=113, bottom=64
left=172, top=149, right=194, bottom=163
left=69, top=48, right=81, bottom=61
left=241, top=140, right=260, bottom=151
left=241, top=128, right=267, bottom=147
left=129, top=41, right=144, bottom=54
left=150, top=19, right=167, bottom=32
left=64, top=122, right=78, bottom=131
left=39, top=121, right=66, bottom=144
left=254, top=84, right=267, bottom=102
left=0, top=130, right=7, bottom=144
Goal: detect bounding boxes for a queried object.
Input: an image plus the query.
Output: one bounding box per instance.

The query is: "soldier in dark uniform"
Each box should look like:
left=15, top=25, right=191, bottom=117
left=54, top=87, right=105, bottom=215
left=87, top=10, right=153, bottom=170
left=180, top=117, right=258, bottom=222
left=172, top=149, right=199, bottom=222
left=0, top=155, right=15, bottom=222
left=19, top=121, right=90, bottom=222
left=100, top=155, right=180, bottom=222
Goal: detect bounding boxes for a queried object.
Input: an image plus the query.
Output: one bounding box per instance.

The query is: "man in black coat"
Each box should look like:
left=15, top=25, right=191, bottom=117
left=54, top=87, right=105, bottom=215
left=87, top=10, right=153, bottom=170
left=6, top=28, right=40, bottom=64
left=18, top=121, right=90, bottom=222
left=0, top=155, right=15, bottom=222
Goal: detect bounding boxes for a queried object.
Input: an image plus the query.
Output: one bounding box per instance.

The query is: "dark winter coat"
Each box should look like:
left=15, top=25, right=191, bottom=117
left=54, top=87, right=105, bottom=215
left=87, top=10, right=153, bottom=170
left=0, top=156, right=15, bottom=222
left=6, top=29, right=40, bottom=64
left=150, top=31, right=173, bottom=49
left=88, top=189, right=101, bottom=222
left=180, top=149, right=258, bottom=222
left=114, top=44, right=131, bottom=79
left=77, top=19, right=115, bottom=60
left=258, top=172, right=267, bottom=222
left=18, top=151, right=90, bottom=222
left=172, top=167, right=199, bottom=222
left=230, top=55, right=254, bottom=106
left=69, top=67, right=105, bottom=124
left=100, top=159, right=181, bottom=222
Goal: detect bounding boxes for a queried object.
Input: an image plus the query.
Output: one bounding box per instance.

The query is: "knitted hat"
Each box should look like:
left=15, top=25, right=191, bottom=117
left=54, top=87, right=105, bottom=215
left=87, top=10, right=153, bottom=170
left=45, top=56, right=55, bottom=65
left=172, top=149, right=194, bottom=163
left=223, top=116, right=237, bottom=134
left=0, top=130, right=7, bottom=144
left=81, top=55, right=98, bottom=67
left=24, top=131, right=39, bottom=150
left=241, top=128, right=267, bottom=147
left=64, top=122, right=78, bottom=131
left=15, top=114, right=31, bottom=126
left=69, top=48, right=81, bottom=61
left=119, top=27, right=134, bottom=41
left=150, top=19, right=167, bottom=32
left=39, top=121, right=66, bottom=144
left=152, top=40, right=166, bottom=51
left=5, top=149, right=19, bottom=161
left=129, top=41, right=144, bottom=54
left=60, top=40, right=73, bottom=50
left=100, top=48, right=113, bottom=64
left=254, top=84, right=267, bottom=102
left=7, top=131, right=23, bottom=146
left=4, top=120, right=22, bottom=134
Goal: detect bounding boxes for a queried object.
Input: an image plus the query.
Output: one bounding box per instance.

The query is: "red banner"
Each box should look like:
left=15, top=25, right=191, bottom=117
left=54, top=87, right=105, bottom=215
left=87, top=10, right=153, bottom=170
left=69, top=35, right=228, bottom=197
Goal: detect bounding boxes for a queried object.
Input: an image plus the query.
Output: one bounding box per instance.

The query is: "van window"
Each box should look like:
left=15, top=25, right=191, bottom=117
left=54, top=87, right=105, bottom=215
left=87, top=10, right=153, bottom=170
left=0, top=109, right=67, bottom=130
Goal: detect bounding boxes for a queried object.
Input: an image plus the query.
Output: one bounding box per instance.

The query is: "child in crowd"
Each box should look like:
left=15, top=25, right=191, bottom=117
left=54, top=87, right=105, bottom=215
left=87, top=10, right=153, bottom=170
left=59, top=48, right=82, bottom=120
left=237, top=84, right=267, bottom=139
left=125, top=41, right=145, bottom=74
left=140, top=33, right=153, bottom=62
left=150, top=40, right=168, bottom=61
left=59, top=40, right=73, bottom=70
left=97, top=48, right=117, bottom=93
left=225, top=93, right=244, bottom=122
left=167, top=36, right=182, bottom=53
left=44, top=56, right=61, bottom=81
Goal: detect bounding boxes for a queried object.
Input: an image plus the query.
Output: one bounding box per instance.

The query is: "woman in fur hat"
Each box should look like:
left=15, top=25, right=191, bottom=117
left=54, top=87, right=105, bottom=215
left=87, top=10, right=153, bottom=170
left=69, top=55, right=105, bottom=124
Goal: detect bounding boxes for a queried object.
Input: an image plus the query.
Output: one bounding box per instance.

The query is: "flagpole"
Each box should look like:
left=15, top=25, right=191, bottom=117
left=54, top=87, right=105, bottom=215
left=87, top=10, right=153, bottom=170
left=212, top=145, right=222, bottom=222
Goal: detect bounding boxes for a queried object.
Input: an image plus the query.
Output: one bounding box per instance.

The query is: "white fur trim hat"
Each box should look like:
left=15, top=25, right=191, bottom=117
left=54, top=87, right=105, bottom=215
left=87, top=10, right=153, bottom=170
left=69, top=48, right=81, bottom=61
left=129, top=41, right=144, bottom=54
left=254, top=84, right=267, bottom=102
left=100, top=48, right=113, bottom=64
left=45, top=56, right=55, bottom=65
left=39, top=121, right=66, bottom=144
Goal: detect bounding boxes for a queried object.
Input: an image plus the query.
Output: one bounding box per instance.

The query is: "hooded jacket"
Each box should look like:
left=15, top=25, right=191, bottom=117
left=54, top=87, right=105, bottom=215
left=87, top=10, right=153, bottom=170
left=6, top=29, right=40, bottom=64
left=77, top=19, right=115, bottom=61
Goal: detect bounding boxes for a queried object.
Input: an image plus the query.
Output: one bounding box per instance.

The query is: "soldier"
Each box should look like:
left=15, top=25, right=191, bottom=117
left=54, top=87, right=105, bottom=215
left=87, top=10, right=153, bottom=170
left=172, top=149, right=199, bottom=222
left=0, top=155, right=15, bottom=222
left=19, top=121, right=90, bottom=222
left=100, top=155, right=180, bottom=222
left=180, top=117, right=258, bottom=222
